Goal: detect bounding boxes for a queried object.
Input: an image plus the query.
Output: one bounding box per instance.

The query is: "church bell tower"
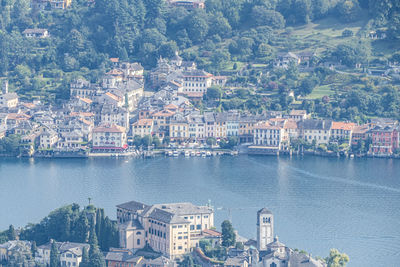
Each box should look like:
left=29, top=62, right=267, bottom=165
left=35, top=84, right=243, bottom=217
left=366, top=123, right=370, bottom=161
left=257, top=208, right=274, bottom=251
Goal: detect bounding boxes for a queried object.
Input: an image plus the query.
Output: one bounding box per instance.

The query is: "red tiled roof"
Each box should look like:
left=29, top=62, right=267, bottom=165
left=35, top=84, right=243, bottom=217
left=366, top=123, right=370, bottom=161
left=93, top=124, right=125, bottom=133
left=331, top=122, right=355, bottom=131
left=133, top=119, right=153, bottom=127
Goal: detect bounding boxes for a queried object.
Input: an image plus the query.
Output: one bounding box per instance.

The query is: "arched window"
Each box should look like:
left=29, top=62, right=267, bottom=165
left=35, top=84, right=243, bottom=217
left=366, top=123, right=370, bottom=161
left=270, top=262, right=277, bottom=267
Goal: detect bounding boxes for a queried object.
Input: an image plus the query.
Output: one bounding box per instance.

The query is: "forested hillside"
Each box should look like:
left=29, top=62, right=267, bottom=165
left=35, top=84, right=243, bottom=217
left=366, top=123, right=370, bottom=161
left=0, top=0, right=399, bottom=119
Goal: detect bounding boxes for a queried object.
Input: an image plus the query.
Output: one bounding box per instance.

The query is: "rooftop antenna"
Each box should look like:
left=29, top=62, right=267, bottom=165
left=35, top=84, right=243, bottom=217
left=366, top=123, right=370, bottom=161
left=88, top=197, right=92, bottom=205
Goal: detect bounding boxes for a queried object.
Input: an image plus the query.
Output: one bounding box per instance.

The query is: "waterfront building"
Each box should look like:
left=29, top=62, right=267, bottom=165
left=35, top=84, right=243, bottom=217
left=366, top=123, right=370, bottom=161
left=351, top=124, right=370, bottom=146
left=188, top=114, right=205, bottom=140
left=117, top=200, right=214, bottom=258
left=35, top=241, right=89, bottom=266
left=169, top=114, right=189, bottom=140
left=299, top=119, right=332, bottom=145
left=204, top=112, right=216, bottom=138
left=39, top=128, right=59, bottom=149
left=132, top=119, right=154, bottom=138
left=92, top=124, right=127, bottom=151
left=368, top=124, right=398, bottom=156
left=253, top=121, right=289, bottom=150
left=330, top=122, right=355, bottom=144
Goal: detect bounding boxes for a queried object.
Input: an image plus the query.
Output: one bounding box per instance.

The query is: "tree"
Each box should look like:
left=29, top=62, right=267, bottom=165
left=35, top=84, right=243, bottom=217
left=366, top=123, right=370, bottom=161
left=74, top=212, right=89, bottom=243
left=7, top=225, right=16, bottom=240
left=179, top=255, right=195, bottom=267
left=88, top=222, right=106, bottom=267
left=31, top=241, right=37, bottom=257
left=211, top=49, right=230, bottom=70
left=206, top=137, right=217, bottom=146
left=336, top=0, right=361, bottom=22
left=221, top=220, right=236, bottom=247
left=252, top=7, right=285, bottom=28
left=206, top=86, right=222, bottom=100
left=79, top=247, right=90, bottom=267
left=50, top=241, right=60, bottom=267
left=326, top=249, right=349, bottom=267
left=141, top=135, right=153, bottom=147
left=152, top=136, right=161, bottom=148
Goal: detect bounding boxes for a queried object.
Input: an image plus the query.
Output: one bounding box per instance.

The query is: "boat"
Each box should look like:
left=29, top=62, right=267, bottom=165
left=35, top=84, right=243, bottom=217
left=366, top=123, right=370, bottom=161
left=201, top=151, right=206, bottom=157
left=184, top=151, right=190, bottom=157
left=206, top=151, right=212, bottom=157
left=168, top=151, right=173, bottom=157
left=190, top=151, right=196, bottom=157
left=173, top=151, right=179, bottom=157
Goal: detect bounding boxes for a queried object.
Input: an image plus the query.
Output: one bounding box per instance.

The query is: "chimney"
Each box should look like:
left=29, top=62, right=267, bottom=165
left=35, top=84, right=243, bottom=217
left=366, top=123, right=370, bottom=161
left=2, top=80, right=8, bottom=94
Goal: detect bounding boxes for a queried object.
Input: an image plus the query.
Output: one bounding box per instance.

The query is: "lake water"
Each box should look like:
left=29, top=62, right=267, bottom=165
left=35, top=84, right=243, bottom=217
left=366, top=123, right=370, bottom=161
left=0, top=155, right=399, bottom=266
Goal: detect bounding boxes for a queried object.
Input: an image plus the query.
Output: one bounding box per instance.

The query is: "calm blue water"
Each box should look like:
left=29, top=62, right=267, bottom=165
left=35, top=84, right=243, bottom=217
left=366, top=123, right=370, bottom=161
left=0, top=155, right=399, bottom=266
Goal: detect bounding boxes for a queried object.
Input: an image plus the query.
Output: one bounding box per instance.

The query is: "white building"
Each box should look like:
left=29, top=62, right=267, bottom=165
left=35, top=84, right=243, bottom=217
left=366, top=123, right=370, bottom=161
left=92, top=124, right=127, bottom=151
left=35, top=241, right=89, bottom=267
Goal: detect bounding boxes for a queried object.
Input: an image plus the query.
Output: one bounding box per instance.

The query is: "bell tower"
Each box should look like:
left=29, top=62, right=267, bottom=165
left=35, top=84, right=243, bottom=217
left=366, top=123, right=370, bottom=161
left=257, top=208, right=274, bottom=251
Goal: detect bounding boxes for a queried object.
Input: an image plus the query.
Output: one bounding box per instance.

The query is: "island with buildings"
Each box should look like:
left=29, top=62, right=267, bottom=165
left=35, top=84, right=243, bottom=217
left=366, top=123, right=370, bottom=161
left=0, top=200, right=347, bottom=267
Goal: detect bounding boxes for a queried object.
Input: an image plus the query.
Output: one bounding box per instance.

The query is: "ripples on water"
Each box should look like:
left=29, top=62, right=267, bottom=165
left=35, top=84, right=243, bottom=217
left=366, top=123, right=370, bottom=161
left=0, top=155, right=399, bottom=267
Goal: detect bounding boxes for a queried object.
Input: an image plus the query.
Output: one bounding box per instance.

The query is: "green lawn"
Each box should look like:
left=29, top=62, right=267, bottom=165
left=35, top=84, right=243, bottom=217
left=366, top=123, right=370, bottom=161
left=305, top=85, right=334, bottom=99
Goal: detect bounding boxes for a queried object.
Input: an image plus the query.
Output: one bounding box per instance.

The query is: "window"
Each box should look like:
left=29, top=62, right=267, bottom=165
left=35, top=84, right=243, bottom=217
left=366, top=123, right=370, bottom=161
left=190, top=225, right=195, bottom=230
left=137, top=239, right=140, bottom=245
left=196, top=224, right=201, bottom=230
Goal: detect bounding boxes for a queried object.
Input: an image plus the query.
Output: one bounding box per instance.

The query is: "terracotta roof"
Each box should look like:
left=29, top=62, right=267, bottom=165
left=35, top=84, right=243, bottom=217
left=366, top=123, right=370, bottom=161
left=284, top=120, right=298, bottom=129
left=105, top=92, right=123, bottom=102
left=110, top=58, right=119, bottom=63
left=152, top=110, right=175, bottom=117
left=93, top=124, right=125, bottom=133
left=7, top=113, right=31, bottom=120
left=203, top=229, right=222, bottom=237
left=133, top=119, right=153, bottom=127
left=254, top=121, right=282, bottom=130
left=352, top=124, right=370, bottom=134
left=77, top=97, right=92, bottom=104
left=331, top=121, right=355, bottom=131
left=164, top=103, right=178, bottom=110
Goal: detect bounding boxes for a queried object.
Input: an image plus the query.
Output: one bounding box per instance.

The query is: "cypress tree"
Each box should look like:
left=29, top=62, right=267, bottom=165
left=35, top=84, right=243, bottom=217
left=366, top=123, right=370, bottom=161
left=79, top=247, right=90, bottom=267
left=74, top=212, right=89, bottom=243
left=7, top=225, right=16, bottom=240
left=88, top=223, right=106, bottom=267
left=50, top=240, right=60, bottom=267
left=31, top=241, right=37, bottom=257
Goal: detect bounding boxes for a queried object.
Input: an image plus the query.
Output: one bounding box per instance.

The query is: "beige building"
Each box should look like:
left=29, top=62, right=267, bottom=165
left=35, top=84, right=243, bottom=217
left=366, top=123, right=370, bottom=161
left=253, top=121, right=289, bottom=150
left=169, top=116, right=189, bottom=140
left=92, top=124, right=127, bottom=150
left=39, top=129, right=59, bottom=149
left=181, top=70, right=213, bottom=94
left=0, top=81, right=18, bottom=109
left=117, top=200, right=214, bottom=259
left=132, top=119, right=154, bottom=137
left=299, top=119, right=332, bottom=145
left=35, top=242, right=89, bottom=267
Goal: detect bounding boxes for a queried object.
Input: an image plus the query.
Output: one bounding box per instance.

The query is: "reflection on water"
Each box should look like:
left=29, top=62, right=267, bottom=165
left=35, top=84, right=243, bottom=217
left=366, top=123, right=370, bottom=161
left=0, top=155, right=399, bottom=267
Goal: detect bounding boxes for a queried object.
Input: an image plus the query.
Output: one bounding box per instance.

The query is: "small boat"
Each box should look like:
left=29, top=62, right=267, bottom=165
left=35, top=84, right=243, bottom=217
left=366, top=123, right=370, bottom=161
left=206, top=151, right=212, bottom=157
left=168, top=151, right=173, bottom=157
left=190, top=151, right=196, bottom=157
left=184, top=151, right=190, bottom=157
left=173, top=151, right=179, bottom=157
left=201, top=151, right=206, bottom=157
left=196, top=151, right=201, bottom=157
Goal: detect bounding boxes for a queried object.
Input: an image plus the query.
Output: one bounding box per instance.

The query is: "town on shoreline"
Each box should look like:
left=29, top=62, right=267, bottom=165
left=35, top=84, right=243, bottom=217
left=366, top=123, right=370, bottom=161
left=0, top=200, right=348, bottom=267
left=0, top=56, right=399, bottom=160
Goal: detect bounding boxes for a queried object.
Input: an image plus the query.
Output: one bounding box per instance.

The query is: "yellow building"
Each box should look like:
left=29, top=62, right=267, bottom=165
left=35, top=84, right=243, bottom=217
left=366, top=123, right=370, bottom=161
left=117, top=201, right=214, bottom=259
left=132, top=119, right=153, bottom=137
